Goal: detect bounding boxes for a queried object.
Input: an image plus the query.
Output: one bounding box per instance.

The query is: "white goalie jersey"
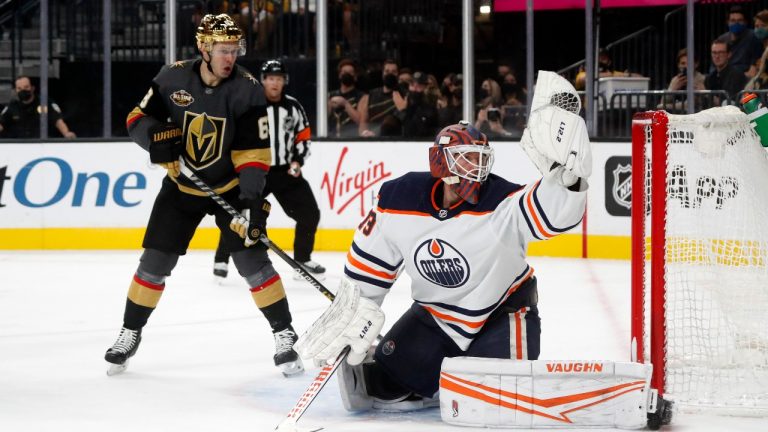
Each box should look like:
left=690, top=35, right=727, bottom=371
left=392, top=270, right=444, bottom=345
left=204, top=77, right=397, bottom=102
left=345, top=171, right=587, bottom=350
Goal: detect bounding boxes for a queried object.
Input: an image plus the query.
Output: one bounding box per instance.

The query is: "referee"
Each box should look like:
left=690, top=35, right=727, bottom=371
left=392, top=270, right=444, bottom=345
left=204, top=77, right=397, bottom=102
left=214, top=59, right=325, bottom=280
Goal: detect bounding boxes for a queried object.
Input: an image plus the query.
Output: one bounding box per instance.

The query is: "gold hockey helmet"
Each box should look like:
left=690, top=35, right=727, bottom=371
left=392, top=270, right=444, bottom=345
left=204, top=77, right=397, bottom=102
left=196, top=14, right=246, bottom=54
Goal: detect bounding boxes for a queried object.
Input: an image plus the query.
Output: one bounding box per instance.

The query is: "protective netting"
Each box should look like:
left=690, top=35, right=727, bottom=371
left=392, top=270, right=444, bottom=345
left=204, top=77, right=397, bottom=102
left=642, top=106, right=768, bottom=415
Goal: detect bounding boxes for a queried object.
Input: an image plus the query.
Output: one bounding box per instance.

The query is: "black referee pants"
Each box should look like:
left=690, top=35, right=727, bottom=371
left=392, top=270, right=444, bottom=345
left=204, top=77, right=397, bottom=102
left=216, top=165, right=321, bottom=263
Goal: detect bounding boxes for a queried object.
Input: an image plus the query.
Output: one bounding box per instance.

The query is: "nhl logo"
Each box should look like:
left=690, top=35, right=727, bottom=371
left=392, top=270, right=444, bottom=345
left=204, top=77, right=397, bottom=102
left=438, top=209, right=448, bottom=219
left=414, top=238, right=470, bottom=288
left=612, top=163, right=632, bottom=210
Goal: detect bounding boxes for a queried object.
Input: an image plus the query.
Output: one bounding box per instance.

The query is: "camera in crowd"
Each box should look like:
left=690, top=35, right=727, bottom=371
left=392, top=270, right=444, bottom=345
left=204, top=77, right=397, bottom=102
left=487, top=107, right=501, bottom=123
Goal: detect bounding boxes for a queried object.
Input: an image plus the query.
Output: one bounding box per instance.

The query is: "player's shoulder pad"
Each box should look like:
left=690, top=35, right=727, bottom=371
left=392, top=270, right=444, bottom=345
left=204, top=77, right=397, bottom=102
left=153, top=60, right=196, bottom=85
left=377, top=172, right=434, bottom=211
left=473, top=173, right=525, bottom=211
left=230, top=65, right=266, bottom=104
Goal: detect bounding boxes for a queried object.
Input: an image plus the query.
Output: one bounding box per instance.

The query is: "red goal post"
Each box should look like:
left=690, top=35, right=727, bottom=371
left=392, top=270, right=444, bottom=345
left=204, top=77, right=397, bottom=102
left=630, top=107, right=768, bottom=415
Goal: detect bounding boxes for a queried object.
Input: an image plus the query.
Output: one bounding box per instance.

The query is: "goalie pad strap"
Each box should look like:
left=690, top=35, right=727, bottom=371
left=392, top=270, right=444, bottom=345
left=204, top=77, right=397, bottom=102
left=439, top=357, right=652, bottom=429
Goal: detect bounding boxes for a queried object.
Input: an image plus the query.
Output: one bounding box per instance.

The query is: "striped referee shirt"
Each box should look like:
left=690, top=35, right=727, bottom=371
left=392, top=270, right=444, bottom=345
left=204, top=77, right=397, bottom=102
left=266, top=94, right=312, bottom=166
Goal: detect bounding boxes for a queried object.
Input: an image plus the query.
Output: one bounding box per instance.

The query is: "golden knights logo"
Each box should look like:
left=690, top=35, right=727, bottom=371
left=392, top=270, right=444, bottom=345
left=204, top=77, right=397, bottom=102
left=183, top=111, right=226, bottom=169
left=414, top=238, right=470, bottom=288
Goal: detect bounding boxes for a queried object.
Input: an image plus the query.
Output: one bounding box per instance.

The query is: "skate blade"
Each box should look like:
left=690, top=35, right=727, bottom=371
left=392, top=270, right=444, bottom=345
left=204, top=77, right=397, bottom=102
left=280, top=360, right=305, bottom=377
left=106, top=361, right=129, bottom=376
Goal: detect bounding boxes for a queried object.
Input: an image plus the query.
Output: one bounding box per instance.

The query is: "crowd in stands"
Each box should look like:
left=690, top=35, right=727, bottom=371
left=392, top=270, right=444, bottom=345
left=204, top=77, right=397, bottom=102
left=324, top=57, right=528, bottom=139
left=7, top=3, right=768, bottom=140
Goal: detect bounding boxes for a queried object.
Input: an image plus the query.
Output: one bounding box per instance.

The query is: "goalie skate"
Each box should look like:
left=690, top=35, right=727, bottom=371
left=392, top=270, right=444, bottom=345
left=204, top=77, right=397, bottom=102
left=104, top=327, right=142, bottom=376
left=274, top=326, right=304, bottom=377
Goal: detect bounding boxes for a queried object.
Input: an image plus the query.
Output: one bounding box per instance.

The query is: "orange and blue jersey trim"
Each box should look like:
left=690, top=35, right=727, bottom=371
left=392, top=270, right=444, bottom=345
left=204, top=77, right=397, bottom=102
left=418, top=265, right=534, bottom=340
left=520, top=180, right=582, bottom=240
left=344, top=241, right=402, bottom=289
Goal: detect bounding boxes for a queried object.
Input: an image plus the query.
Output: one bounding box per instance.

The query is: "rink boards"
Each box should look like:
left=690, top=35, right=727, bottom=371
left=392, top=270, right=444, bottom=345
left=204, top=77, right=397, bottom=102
left=0, top=140, right=631, bottom=258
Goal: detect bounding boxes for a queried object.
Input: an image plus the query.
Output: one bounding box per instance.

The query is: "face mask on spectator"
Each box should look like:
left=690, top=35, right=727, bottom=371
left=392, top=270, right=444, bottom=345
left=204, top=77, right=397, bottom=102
left=383, top=73, right=398, bottom=89
left=17, top=90, right=32, bottom=101
left=755, top=27, right=768, bottom=40
left=729, top=22, right=746, bottom=35
left=478, top=88, right=489, bottom=100
left=451, top=87, right=463, bottom=98
left=340, top=73, right=355, bottom=86
left=440, top=83, right=451, bottom=97
left=408, top=91, right=424, bottom=104
left=501, top=83, right=518, bottom=96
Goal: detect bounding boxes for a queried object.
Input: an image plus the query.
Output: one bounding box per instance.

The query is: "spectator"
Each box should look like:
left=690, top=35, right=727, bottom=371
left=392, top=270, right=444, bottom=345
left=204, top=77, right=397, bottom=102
left=745, top=47, right=768, bottom=91
left=398, top=68, right=413, bottom=89
left=475, top=101, right=514, bottom=138
left=250, top=0, right=277, bottom=53
left=0, top=76, right=76, bottom=139
left=394, top=71, right=438, bottom=138
left=754, top=10, right=768, bottom=49
left=496, top=62, right=513, bottom=85
left=574, top=49, right=641, bottom=90
left=438, top=73, right=463, bottom=127
left=477, top=78, right=503, bottom=108
left=328, top=58, right=367, bottom=137
left=425, top=73, right=441, bottom=108
left=667, top=48, right=706, bottom=91
left=359, top=59, right=402, bottom=137
left=705, top=39, right=748, bottom=102
left=500, top=72, right=527, bottom=106
left=716, top=5, right=763, bottom=74
left=659, top=48, right=706, bottom=112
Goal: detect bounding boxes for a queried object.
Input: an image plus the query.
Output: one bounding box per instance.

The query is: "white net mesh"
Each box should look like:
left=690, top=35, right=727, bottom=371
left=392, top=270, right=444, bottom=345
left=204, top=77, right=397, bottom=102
left=531, top=70, right=581, bottom=114
left=642, top=106, right=768, bottom=415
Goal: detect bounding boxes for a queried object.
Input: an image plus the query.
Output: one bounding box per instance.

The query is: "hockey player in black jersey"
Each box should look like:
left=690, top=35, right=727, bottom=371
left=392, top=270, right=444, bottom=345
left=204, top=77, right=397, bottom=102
left=213, top=59, right=325, bottom=281
left=104, top=14, right=303, bottom=377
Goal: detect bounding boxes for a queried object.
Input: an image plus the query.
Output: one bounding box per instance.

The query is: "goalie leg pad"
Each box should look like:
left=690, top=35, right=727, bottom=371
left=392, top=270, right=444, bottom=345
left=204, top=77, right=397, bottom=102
left=439, top=357, right=653, bottom=429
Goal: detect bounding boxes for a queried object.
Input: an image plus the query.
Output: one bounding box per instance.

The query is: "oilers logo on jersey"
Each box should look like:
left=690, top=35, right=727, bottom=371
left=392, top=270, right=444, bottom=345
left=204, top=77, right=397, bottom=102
left=414, top=239, right=470, bottom=288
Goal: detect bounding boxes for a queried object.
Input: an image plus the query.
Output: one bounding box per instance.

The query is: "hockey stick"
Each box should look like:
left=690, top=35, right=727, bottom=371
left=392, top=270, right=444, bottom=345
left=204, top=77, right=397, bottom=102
left=275, top=347, right=351, bottom=432
left=177, top=158, right=346, bottom=429
left=177, top=158, right=334, bottom=301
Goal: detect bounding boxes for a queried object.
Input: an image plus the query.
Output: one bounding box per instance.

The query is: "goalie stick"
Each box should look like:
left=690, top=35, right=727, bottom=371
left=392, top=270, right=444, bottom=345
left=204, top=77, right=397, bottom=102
left=275, top=347, right=351, bottom=432
left=177, top=158, right=334, bottom=301
left=177, top=158, right=347, bottom=430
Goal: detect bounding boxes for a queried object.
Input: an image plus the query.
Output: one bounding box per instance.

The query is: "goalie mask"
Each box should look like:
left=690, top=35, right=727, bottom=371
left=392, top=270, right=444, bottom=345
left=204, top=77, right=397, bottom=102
left=429, top=121, right=494, bottom=204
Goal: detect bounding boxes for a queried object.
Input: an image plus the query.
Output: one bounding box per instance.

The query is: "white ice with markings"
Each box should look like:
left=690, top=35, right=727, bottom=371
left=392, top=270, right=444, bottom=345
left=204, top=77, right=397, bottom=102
left=0, top=250, right=765, bottom=431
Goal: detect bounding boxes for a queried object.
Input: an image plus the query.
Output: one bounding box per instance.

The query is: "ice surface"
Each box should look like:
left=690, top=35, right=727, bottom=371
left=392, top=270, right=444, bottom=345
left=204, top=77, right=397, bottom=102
left=0, top=250, right=765, bottom=431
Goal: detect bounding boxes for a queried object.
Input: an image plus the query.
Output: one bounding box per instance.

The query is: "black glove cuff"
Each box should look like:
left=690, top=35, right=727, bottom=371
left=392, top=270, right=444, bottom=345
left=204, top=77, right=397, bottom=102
left=149, top=143, right=180, bottom=164
left=148, top=124, right=182, bottom=163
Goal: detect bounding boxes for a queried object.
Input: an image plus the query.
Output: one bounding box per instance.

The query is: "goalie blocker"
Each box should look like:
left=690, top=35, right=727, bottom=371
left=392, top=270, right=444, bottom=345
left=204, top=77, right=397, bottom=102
left=440, top=357, right=672, bottom=430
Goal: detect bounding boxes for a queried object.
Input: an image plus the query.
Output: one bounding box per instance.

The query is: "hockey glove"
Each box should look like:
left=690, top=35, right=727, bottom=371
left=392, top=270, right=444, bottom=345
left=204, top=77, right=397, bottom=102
left=230, top=196, right=271, bottom=246
left=148, top=122, right=183, bottom=177
left=295, top=277, right=384, bottom=366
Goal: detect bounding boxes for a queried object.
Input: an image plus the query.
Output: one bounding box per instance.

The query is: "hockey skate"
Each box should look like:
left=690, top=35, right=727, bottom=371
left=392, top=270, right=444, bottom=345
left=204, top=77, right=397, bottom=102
left=274, top=327, right=304, bottom=377
left=213, top=261, right=228, bottom=280
left=104, top=327, right=142, bottom=376
left=293, top=260, right=326, bottom=281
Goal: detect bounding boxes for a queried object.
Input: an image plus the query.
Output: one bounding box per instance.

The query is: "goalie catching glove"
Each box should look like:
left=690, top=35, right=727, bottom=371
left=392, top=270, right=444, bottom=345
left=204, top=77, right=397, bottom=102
left=148, top=122, right=183, bottom=177
left=295, top=277, right=384, bottom=366
left=229, top=196, right=270, bottom=246
left=521, top=104, right=592, bottom=187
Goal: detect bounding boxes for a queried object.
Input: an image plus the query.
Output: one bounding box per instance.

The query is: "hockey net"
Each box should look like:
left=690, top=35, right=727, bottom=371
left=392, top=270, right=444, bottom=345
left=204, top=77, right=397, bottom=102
left=631, top=107, right=768, bottom=415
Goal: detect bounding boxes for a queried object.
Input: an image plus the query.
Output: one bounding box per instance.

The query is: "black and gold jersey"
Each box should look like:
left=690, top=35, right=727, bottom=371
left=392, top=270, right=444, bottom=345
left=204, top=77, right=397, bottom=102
left=126, top=59, right=270, bottom=196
